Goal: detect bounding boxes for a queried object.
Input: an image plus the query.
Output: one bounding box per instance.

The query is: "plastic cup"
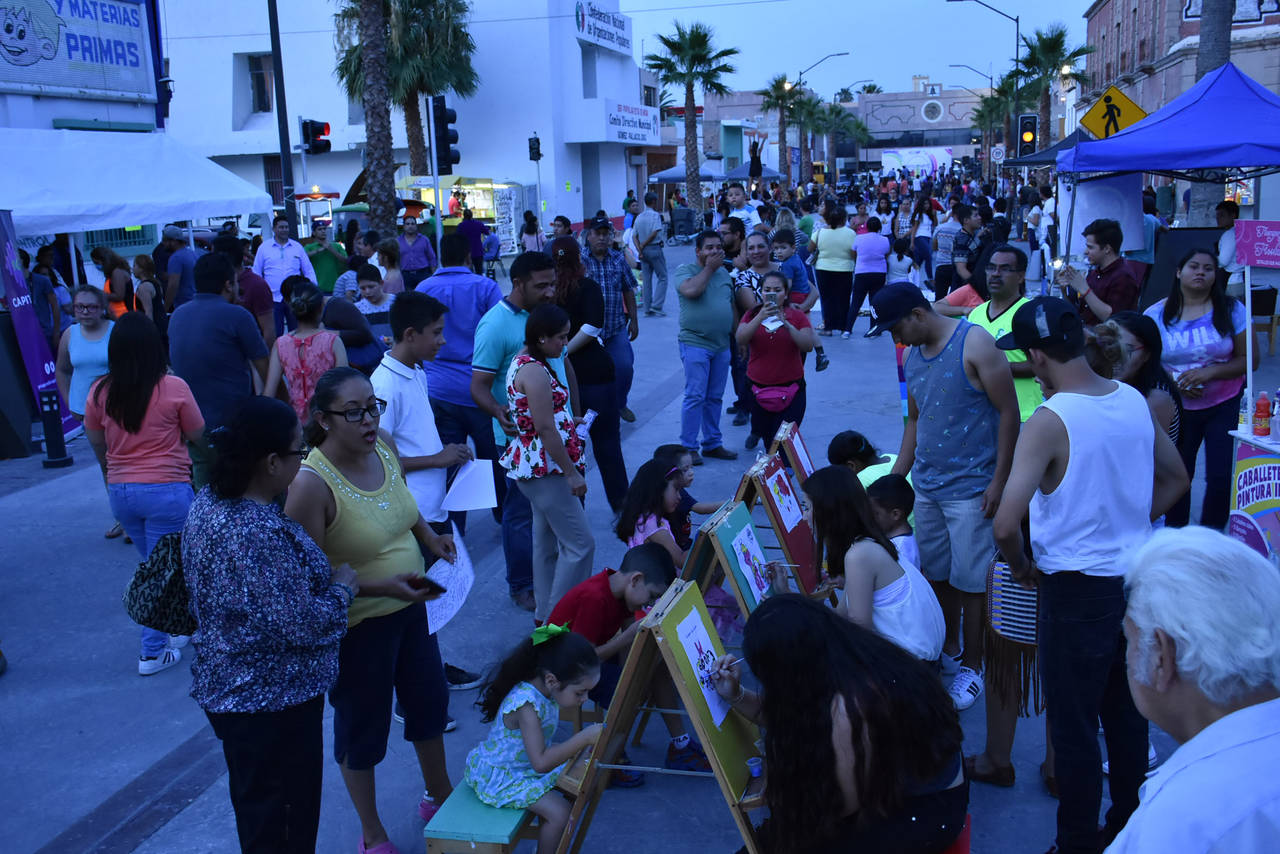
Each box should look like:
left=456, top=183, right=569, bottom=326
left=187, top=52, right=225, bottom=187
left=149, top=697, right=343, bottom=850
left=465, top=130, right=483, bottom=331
left=746, top=757, right=763, bottom=778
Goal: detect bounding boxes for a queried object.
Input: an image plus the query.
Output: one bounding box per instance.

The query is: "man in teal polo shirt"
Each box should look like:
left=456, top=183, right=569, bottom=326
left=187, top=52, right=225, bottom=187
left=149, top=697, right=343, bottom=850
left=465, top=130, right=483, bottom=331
left=674, top=230, right=740, bottom=464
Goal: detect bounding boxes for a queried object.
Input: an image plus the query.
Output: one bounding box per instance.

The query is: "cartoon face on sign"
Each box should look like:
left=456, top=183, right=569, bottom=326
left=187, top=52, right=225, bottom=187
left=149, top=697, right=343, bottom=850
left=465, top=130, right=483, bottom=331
left=1, top=2, right=63, bottom=67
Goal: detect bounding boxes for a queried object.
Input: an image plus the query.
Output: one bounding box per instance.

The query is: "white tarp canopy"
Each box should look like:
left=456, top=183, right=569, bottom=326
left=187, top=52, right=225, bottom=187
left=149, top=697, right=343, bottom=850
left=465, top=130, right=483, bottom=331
left=0, top=128, right=273, bottom=237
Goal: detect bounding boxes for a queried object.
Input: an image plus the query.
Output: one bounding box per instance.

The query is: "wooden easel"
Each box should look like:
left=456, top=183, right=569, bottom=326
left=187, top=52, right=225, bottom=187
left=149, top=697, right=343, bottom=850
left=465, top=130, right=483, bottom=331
left=743, top=453, right=822, bottom=593
left=768, top=421, right=817, bottom=485
left=555, top=581, right=764, bottom=854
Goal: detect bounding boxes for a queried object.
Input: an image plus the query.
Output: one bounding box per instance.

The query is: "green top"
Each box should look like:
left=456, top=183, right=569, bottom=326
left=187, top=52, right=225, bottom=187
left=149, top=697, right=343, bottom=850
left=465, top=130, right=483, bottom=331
left=968, top=298, right=1043, bottom=423
left=797, top=214, right=815, bottom=237
left=674, top=263, right=736, bottom=352
left=306, top=242, right=347, bottom=294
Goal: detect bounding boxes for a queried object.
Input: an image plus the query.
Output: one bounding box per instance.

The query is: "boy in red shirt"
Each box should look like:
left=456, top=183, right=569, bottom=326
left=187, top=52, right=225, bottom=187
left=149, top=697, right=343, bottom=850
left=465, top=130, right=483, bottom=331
left=547, top=543, right=711, bottom=780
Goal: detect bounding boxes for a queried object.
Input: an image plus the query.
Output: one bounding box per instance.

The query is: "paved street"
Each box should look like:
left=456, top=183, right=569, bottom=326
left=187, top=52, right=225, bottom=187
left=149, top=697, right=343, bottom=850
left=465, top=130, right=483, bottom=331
left=3, top=240, right=1266, bottom=854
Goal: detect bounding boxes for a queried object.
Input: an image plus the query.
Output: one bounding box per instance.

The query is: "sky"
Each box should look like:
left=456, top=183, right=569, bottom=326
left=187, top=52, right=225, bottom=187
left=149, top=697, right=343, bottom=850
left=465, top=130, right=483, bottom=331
left=621, top=0, right=1090, bottom=101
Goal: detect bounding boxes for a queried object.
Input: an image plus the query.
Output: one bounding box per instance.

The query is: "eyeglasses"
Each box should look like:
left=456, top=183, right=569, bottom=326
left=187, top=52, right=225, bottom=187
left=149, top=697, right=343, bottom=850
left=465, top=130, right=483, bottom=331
left=73, top=303, right=100, bottom=313
left=321, top=399, right=387, bottom=423
left=280, top=444, right=310, bottom=458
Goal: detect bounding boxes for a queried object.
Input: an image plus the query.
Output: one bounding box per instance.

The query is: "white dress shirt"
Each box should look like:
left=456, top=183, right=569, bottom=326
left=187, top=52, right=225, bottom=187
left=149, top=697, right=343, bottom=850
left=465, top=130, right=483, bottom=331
left=251, top=238, right=317, bottom=300
left=1105, top=696, right=1280, bottom=854
left=370, top=354, right=447, bottom=523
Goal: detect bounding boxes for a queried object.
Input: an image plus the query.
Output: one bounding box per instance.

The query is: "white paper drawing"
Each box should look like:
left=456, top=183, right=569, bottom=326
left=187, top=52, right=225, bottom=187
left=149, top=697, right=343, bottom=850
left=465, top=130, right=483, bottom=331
left=791, top=434, right=814, bottom=477
left=766, top=469, right=803, bottom=532
left=442, top=460, right=498, bottom=512
left=676, top=608, right=730, bottom=727
left=730, top=524, right=771, bottom=605
left=425, top=523, right=475, bottom=632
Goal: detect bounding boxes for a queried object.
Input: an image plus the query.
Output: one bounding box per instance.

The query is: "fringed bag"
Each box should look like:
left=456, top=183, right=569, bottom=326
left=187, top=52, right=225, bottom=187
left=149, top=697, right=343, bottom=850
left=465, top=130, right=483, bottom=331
left=985, top=559, right=1043, bottom=717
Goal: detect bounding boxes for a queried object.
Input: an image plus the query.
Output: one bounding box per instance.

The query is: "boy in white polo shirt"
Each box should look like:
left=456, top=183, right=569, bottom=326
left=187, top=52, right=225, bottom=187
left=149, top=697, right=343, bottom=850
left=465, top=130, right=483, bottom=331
left=371, top=291, right=481, bottom=698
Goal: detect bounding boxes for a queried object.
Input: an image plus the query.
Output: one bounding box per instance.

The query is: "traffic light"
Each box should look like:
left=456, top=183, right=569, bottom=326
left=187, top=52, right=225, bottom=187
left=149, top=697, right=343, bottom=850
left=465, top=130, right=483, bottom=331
left=1017, top=114, right=1038, bottom=157
left=301, top=119, right=331, bottom=155
left=432, top=95, right=460, bottom=176
left=528, top=135, right=542, bottom=162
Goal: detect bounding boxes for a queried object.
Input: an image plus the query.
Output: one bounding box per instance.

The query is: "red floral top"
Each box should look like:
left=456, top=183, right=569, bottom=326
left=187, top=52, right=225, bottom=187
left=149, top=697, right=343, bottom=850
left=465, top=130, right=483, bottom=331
left=498, top=354, right=585, bottom=479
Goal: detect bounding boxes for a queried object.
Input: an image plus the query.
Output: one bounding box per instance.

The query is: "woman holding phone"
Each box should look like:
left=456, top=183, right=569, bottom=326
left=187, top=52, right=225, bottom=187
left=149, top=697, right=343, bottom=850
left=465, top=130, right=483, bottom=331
left=735, top=271, right=815, bottom=449
left=285, top=367, right=458, bottom=851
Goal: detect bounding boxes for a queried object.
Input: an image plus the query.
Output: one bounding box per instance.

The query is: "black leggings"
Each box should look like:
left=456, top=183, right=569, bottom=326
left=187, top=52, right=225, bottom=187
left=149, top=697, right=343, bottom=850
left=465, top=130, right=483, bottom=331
left=749, top=378, right=807, bottom=444
left=850, top=273, right=887, bottom=333
left=1166, top=393, right=1239, bottom=529
left=815, top=269, right=853, bottom=332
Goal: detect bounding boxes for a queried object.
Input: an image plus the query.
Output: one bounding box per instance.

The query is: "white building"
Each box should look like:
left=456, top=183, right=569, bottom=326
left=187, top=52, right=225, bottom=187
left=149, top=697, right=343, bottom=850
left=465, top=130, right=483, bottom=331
left=160, top=0, right=660, bottom=233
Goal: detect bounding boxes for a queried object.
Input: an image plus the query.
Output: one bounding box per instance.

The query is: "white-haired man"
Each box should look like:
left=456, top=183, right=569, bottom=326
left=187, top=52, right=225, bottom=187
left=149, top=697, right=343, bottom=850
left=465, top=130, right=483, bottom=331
left=1105, top=526, right=1280, bottom=853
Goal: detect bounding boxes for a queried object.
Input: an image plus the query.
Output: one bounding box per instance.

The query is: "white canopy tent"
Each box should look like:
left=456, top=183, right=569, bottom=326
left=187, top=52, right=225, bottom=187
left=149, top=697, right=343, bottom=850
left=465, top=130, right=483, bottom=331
left=0, top=128, right=272, bottom=237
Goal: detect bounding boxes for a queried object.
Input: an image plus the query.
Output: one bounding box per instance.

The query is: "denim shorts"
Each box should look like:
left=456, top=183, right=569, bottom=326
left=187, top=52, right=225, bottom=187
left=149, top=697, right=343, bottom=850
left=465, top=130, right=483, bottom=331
left=914, top=491, right=995, bottom=594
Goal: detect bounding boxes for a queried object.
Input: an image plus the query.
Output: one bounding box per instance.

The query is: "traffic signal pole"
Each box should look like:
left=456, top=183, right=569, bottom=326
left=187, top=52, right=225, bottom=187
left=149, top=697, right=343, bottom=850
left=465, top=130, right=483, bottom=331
left=426, top=97, right=443, bottom=264
left=266, top=0, right=298, bottom=238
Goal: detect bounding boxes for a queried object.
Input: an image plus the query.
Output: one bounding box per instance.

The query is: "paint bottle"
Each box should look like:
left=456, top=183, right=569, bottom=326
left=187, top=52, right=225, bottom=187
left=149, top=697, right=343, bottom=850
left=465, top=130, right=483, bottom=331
left=1254, top=392, right=1271, bottom=437
left=1240, top=394, right=1252, bottom=431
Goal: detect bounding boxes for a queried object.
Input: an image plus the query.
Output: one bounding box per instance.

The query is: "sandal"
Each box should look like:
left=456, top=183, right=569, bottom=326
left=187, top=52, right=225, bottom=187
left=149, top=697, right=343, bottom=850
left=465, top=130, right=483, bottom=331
left=105, top=522, right=124, bottom=539
left=964, top=753, right=1015, bottom=787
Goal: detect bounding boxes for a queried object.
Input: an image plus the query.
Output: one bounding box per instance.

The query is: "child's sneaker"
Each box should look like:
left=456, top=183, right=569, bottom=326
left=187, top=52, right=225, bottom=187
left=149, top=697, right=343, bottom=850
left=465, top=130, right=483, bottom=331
left=138, top=647, right=181, bottom=676
left=418, top=792, right=440, bottom=822
left=607, top=754, right=646, bottom=788
left=665, top=740, right=712, bottom=772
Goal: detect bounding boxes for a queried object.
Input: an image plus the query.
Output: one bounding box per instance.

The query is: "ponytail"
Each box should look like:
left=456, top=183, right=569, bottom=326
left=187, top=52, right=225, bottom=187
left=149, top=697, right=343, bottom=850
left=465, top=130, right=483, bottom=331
left=476, top=630, right=599, bottom=722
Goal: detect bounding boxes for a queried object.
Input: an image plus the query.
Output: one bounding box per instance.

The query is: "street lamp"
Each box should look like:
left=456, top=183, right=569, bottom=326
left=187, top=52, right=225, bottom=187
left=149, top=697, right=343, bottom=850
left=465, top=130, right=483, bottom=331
left=947, top=0, right=1020, bottom=128
left=796, top=51, right=850, bottom=88
left=950, top=67, right=996, bottom=181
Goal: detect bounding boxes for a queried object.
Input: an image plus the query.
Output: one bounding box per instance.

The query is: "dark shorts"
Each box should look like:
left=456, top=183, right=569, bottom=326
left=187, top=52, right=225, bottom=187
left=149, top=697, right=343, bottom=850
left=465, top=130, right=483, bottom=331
left=328, top=602, right=449, bottom=769
left=587, top=655, right=624, bottom=709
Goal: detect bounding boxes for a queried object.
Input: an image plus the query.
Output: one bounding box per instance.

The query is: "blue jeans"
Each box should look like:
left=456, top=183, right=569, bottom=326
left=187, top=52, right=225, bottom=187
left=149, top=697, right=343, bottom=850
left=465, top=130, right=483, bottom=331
left=429, top=397, right=504, bottom=534
left=109, top=481, right=195, bottom=657
left=913, top=236, right=934, bottom=280
left=500, top=473, right=534, bottom=596
left=679, top=343, right=730, bottom=451
left=602, top=330, right=634, bottom=411
left=1039, top=572, right=1148, bottom=854
left=1167, top=394, right=1238, bottom=529
left=578, top=381, right=628, bottom=512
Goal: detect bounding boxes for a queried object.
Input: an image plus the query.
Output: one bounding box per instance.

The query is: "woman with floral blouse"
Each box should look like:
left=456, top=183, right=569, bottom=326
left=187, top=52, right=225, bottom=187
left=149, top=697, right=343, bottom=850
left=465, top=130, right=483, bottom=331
left=183, top=396, right=357, bottom=854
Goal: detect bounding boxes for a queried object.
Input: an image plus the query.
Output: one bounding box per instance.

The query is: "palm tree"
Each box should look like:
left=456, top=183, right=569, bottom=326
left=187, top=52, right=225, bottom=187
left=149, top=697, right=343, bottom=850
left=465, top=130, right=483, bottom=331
left=333, top=0, right=396, bottom=233
left=970, top=95, right=1004, bottom=178
left=644, top=22, right=739, bottom=212
left=992, top=70, right=1034, bottom=155
left=335, top=0, right=479, bottom=177
left=811, top=102, right=865, bottom=183
left=792, top=93, right=824, bottom=185
left=1015, top=23, right=1094, bottom=150
left=859, top=82, right=883, bottom=94
left=1188, top=0, right=1235, bottom=225
left=834, top=86, right=855, bottom=103
left=758, top=74, right=801, bottom=188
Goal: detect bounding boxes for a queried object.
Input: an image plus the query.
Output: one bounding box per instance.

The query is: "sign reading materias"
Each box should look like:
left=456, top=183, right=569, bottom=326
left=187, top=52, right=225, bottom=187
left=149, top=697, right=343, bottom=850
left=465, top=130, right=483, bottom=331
left=573, top=0, right=632, bottom=56
left=605, top=100, right=660, bottom=146
left=1079, top=86, right=1146, bottom=139
left=1230, top=441, right=1280, bottom=561
left=0, top=0, right=157, bottom=103
left=1235, top=220, right=1280, bottom=269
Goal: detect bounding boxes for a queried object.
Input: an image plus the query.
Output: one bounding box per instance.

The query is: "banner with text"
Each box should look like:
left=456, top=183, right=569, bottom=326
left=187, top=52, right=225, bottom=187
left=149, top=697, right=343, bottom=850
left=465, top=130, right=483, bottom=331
left=0, top=0, right=156, bottom=102
left=1235, top=219, right=1280, bottom=269
left=605, top=100, right=659, bottom=146
left=1230, top=441, right=1280, bottom=560
left=572, top=0, right=632, bottom=56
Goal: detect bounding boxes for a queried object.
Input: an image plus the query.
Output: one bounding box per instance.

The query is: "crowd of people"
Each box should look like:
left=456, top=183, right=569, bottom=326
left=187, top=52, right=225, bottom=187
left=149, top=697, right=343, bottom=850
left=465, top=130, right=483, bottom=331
left=23, top=164, right=1280, bottom=854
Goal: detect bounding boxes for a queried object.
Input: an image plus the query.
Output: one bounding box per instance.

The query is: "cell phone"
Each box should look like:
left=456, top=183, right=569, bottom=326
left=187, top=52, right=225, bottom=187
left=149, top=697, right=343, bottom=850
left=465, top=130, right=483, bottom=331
left=766, top=293, right=781, bottom=307
left=408, top=575, right=448, bottom=596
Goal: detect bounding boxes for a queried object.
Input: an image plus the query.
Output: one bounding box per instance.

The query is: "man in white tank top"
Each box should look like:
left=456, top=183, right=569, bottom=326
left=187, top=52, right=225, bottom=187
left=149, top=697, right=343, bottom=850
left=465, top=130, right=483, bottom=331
left=991, top=297, right=1189, bottom=854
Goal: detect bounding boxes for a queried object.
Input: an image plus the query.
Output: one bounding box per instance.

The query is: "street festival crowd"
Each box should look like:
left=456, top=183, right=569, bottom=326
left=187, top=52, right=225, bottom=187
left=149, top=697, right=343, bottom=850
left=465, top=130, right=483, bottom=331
left=17, top=168, right=1280, bottom=854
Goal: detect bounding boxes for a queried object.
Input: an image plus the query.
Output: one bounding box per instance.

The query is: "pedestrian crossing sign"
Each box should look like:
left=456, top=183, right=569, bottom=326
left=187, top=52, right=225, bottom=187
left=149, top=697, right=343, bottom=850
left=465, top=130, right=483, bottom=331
left=1080, top=86, right=1147, bottom=139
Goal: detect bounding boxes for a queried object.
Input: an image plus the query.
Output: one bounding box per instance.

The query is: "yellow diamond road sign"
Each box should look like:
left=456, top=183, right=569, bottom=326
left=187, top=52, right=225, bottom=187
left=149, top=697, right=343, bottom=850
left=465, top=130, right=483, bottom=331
left=1080, top=86, right=1147, bottom=139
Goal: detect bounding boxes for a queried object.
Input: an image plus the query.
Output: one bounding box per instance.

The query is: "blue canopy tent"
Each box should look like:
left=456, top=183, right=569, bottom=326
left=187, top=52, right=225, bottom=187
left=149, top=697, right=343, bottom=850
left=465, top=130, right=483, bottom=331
left=1055, top=61, right=1280, bottom=405
left=724, top=162, right=782, bottom=180
left=1055, top=62, right=1280, bottom=182
left=649, top=161, right=725, bottom=183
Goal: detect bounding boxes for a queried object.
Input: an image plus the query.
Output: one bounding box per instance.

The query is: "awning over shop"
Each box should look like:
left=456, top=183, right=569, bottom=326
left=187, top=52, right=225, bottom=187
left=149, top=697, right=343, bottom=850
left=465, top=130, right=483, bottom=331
left=0, top=128, right=273, bottom=237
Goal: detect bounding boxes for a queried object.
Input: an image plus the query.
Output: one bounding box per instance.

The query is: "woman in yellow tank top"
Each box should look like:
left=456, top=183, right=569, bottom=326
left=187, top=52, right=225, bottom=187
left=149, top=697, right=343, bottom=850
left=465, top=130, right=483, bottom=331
left=286, top=366, right=457, bottom=853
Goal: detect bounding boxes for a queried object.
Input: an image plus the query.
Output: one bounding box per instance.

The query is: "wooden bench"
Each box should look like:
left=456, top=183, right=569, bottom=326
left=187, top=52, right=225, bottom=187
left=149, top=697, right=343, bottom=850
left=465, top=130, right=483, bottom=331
left=423, top=783, right=537, bottom=854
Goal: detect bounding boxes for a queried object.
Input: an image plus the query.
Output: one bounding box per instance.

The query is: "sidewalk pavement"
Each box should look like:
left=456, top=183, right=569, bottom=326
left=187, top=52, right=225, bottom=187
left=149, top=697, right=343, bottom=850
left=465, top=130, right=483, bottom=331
left=3, top=240, right=1252, bottom=853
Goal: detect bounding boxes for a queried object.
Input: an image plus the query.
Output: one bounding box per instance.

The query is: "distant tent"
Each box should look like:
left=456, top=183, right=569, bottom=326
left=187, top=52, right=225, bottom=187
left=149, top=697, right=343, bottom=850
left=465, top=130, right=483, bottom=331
left=649, top=161, right=725, bottom=183
left=1004, top=129, right=1090, bottom=168
left=725, top=162, right=782, bottom=180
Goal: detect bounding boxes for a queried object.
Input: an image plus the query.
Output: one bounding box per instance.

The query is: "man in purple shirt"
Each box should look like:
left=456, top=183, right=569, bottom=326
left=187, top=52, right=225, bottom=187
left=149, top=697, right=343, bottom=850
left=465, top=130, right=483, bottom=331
left=455, top=208, right=489, bottom=274
left=252, top=214, right=317, bottom=335
left=398, top=214, right=438, bottom=289
left=417, top=232, right=504, bottom=533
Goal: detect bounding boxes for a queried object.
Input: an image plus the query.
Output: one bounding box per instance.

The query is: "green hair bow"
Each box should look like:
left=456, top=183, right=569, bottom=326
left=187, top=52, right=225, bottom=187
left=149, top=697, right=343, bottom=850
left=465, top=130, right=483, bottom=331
left=531, top=623, right=569, bottom=645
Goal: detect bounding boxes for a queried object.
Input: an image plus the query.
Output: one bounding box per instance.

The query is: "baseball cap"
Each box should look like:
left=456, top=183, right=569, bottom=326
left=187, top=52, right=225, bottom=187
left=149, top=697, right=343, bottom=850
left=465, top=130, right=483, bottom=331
left=588, top=215, right=613, bottom=231
left=994, top=296, right=1084, bottom=352
left=162, top=225, right=184, bottom=240
left=865, top=283, right=931, bottom=338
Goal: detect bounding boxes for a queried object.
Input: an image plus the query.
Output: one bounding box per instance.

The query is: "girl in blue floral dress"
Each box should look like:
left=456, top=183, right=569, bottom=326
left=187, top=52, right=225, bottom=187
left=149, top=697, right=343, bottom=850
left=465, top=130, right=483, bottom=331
left=465, top=627, right=602, bottom=853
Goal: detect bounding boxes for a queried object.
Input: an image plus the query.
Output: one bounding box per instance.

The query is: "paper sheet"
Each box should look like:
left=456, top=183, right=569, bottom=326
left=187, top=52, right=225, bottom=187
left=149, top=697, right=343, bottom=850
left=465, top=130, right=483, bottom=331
left=791, top=435, right=814, bottom=478
left=425, top=523, right=474, bottom=633
left=766, top=469, right=803, bottom=532
left=442, top=460, right=498, bottom=512
left=730, top=524, right=771, bottom=605
left=676, top=608, right=731, bottom=727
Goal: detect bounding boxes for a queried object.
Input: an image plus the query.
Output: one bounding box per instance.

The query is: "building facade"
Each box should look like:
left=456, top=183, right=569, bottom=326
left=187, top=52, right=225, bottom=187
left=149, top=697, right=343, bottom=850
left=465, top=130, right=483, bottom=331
left=160, top=0, right=659, bottom=228
left=839, top=76, right=982, bottom=178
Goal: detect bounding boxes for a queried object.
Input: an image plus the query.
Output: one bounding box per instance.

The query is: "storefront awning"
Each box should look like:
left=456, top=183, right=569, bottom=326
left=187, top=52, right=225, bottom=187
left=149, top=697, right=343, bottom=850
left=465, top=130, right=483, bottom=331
left=0, top=128, right=273, bottom=237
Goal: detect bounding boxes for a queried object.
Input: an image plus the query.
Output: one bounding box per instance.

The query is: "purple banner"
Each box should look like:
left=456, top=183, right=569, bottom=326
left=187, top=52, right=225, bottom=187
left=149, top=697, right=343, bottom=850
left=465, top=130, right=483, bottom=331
left=1235, top=219, right=1280, bottom=269
left=0, top=210, right=78, bottom=438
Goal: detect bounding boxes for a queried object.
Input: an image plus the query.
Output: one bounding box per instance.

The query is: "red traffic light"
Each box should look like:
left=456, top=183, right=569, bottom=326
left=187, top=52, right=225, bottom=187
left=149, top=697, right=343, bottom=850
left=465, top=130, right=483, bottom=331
left=301, top=119, right=331, bottom=155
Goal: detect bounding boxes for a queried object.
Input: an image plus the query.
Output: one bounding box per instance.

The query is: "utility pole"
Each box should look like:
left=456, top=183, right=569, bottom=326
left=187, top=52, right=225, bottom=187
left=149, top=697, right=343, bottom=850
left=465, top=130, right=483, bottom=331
left=267, top=0, right=298, bottom=237
left=426, top=95, right=443, bottom=264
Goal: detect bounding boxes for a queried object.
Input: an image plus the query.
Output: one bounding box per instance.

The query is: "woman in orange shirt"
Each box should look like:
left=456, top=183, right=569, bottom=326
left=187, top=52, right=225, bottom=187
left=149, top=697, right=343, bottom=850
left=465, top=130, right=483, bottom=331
left=90, top=246, right=134, bottom=319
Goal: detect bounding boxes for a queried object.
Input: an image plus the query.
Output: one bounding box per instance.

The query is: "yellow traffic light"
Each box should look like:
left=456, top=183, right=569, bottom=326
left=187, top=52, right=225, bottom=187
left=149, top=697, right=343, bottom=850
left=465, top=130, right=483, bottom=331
left=1021, top=131, right=1034, bottom=143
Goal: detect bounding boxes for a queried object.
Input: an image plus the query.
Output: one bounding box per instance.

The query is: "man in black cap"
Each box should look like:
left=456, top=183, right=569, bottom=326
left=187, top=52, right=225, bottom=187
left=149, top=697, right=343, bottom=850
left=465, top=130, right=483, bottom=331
left=867, top=282, right=1020, bottom=713
left=584, top=215, right=640, bottom=422
left=990, top=297, right=1187, bottom=854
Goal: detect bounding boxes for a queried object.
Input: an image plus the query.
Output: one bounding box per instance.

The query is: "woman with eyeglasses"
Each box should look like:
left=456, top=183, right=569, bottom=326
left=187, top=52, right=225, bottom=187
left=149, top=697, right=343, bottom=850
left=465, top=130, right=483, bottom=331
left=183, top=395, right=356, bottom=854
left=285, top=367, right=458, bottom=851
left=83, top=312, right=205, bottom=672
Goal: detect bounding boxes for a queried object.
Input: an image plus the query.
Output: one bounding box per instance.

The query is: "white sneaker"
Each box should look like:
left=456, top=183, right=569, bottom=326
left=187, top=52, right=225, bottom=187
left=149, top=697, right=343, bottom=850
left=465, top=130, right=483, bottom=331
left=948, top=666, right=984, bottom=711
left=138, top=647, right=181, bottom=676
left=1103, top=740, right=1158, bottom=775
left=940, top=651, right=963, bottom=677
left=168, top=635, right=191, bottom=649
